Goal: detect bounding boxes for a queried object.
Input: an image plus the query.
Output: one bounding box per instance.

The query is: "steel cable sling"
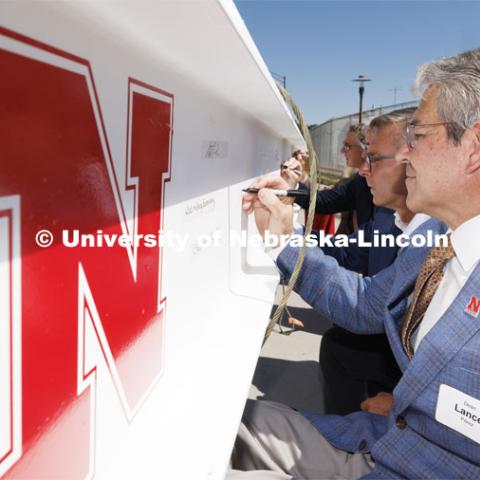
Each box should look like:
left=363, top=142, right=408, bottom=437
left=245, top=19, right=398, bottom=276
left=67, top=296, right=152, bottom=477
left=263, top=83, right=320, bottom=344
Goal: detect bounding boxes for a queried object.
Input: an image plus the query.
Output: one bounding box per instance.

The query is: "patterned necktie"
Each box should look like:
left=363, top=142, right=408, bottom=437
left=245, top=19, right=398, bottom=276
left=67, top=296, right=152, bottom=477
left=401, top=236, right=455, bottom=359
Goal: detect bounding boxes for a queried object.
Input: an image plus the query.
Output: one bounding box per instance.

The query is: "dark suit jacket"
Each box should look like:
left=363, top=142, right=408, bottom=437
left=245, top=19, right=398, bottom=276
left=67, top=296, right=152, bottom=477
left=321, top=207, right=401, bottom=276
left=296, top=174, right=373, bottom=227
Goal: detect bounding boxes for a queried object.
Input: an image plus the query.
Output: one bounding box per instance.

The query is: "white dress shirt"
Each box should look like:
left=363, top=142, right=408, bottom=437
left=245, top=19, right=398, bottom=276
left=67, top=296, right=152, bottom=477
left=394, top=212, right=430, bottom=239
left=411, top=214, right=480, bottom=352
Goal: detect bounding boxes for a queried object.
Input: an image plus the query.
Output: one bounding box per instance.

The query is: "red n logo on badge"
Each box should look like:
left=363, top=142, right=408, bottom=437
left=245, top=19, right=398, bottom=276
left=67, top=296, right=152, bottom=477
left=465, top=295, right=480, bottom=318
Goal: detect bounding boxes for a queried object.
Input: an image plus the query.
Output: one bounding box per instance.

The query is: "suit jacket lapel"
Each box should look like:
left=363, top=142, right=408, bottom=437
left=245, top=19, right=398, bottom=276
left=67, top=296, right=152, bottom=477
left=387, top=218, right=447, bottom=302
left=393, top=264, right=480, bottom=414
left=382, top=218, right=449, bottom=374
left=384, top=298, right=410, bottom=372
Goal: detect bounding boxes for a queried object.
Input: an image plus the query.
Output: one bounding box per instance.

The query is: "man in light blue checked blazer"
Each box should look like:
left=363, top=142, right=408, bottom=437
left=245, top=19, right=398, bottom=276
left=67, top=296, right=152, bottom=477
left=229, top=49, right=480, bottom=479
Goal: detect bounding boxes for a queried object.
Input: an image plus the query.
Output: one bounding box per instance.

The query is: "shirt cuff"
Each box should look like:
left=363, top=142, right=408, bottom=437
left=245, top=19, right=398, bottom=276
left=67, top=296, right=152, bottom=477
left=264, top=226, right=304, bottom=262
left=265, top=241, right=290, bottom=262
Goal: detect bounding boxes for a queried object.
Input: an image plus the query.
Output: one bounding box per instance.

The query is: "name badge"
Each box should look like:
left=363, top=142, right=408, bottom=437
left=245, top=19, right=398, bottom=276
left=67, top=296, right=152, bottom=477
left=435, top=384, right=480, bottom=444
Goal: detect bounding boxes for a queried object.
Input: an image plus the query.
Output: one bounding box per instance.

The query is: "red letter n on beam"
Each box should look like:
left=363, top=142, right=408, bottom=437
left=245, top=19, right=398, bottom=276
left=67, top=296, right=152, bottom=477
left=0, top=27, right=173, bottom=478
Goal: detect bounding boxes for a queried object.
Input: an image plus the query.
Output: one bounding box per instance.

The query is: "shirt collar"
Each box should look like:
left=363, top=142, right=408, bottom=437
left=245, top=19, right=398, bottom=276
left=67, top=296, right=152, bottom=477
left=451, top=214, right=480, bottom=272
left=394, top=212, right=431, bottom=236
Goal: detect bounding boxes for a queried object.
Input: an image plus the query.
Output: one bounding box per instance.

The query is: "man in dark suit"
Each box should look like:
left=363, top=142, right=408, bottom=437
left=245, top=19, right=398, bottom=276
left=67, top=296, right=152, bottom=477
left=320, top=207, right=402, bottom=415
left=319, top=109, right=415, bottom=416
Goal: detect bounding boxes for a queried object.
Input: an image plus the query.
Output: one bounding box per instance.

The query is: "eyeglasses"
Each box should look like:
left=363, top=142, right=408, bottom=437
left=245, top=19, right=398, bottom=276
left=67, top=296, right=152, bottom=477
left=364, top=153, right=396, bottom=172
left=342, top=142, right=363, bottom=152
left=405, top=122, right=453, bottom=151
left=292, top=149, right=307, bottom=157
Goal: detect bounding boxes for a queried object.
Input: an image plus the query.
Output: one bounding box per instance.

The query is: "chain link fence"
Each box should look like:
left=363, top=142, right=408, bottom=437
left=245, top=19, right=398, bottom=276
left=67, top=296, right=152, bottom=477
left=310, top=101, right=418, bottom=173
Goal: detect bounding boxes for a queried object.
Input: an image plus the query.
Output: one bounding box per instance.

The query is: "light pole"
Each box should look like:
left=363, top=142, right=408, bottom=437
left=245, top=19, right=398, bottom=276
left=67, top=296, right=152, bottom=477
left=352, top=75, right=371, bottom=124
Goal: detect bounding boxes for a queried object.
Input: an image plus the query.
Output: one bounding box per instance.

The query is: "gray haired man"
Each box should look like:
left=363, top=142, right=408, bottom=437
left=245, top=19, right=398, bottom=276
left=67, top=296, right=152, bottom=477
left=230, top=49, right=480, bottom=479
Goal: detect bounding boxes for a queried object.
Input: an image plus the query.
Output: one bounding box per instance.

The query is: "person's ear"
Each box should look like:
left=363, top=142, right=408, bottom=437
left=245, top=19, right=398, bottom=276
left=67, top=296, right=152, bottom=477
left=464, top=122, right=480, bottom=175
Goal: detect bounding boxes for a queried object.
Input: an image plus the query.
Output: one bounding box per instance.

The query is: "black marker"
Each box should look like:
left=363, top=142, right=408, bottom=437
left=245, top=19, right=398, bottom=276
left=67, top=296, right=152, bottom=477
left=242, top=188, right=309, bottom=198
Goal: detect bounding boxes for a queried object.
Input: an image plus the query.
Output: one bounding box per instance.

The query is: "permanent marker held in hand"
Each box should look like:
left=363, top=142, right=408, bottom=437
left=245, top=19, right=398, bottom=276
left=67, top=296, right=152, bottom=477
left=242, top=188, right=309, bottom=198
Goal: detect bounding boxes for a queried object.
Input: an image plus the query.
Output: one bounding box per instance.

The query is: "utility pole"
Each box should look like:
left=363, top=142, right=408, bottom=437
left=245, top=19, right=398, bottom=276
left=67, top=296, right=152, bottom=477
left=352, top=75, right=371, bottom=124
left=389, top=86, right=402, bottom=104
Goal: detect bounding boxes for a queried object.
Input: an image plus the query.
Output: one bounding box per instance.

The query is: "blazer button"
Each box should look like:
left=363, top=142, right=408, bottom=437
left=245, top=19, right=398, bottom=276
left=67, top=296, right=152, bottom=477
left=359, top=439, right=367, bottom=450
left=396, top=415, right=407, bottom=430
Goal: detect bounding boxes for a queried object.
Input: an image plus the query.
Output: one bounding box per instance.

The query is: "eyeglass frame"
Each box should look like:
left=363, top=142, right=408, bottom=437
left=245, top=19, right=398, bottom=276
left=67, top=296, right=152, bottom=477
left=359, top=140, right=396, bottom=172
left=341, top=141, right=363, bottom=152
left=405, top=121, right=455, bottom=151
left=363, top=153, right=397, bottom=172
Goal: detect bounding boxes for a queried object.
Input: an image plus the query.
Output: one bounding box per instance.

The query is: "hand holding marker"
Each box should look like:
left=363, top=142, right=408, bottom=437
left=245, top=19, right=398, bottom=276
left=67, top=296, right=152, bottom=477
left=242, top=187, right=308, bottom=198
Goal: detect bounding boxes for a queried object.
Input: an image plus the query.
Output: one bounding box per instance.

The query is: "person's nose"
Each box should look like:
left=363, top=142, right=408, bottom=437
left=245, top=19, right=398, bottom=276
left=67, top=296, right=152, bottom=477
left=358, top=157, right=370, bottom=178
left=396, top=142, right=410, bottom=165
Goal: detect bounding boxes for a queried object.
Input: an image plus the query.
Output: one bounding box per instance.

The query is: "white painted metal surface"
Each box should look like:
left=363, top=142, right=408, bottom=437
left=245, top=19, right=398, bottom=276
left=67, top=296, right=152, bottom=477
left=0, top=1, right=304, bottom=478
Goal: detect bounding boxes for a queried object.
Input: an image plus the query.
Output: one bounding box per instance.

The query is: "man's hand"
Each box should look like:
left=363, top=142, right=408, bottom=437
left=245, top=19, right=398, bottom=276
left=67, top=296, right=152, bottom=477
left=360, top=392, right=394, bottom=416
left=280, top=157, right=309, bottom=187
left=242, top=176, right=294, bottom=241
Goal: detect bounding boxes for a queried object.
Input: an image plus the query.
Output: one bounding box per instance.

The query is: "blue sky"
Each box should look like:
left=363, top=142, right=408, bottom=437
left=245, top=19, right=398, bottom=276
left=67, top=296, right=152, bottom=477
left=235, top=0, right=480, bottom=125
